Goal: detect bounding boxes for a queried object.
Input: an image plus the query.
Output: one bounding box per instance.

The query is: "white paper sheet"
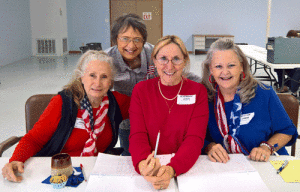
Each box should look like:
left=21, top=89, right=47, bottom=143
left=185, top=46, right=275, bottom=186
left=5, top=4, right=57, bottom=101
left=177, top=154, right=270, bottom=192
left=85, top=153, right=176, bottom=192
left=177, top=171, right=270, bottom=192
left=183, top=154, right=256, bottom=176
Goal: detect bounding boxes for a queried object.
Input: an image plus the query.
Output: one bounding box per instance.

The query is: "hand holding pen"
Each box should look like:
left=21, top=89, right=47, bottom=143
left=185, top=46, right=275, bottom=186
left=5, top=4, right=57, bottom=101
left=143, top=131, right=175, bottom=190
left=138, top=131, right=161, bottom=177
left=138, top=151, right=161, bottom=176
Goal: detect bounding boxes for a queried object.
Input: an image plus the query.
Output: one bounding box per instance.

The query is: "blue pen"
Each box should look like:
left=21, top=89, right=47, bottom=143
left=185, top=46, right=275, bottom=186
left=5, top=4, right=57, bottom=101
left=277, top=160, right=289, bottom=174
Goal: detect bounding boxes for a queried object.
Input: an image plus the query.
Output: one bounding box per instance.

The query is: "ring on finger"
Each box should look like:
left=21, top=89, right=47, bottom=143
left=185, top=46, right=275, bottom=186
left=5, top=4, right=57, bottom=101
left=262, top=154, right=266, bottom=158
left=160, top=186, right=163, bottom=190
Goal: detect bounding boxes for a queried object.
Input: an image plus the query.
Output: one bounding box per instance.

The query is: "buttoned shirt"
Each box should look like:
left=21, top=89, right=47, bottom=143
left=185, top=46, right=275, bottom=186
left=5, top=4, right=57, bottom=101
left=105, top=42, right=155, bottom=97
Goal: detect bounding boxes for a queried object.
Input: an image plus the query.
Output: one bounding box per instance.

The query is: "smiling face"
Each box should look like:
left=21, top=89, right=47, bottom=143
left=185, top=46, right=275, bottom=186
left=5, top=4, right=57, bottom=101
left=210, top=50, right=243, bottom=94
left=81, top=59, right=112, bottom=107
left=154, top=43, right=185, bottom=86
left=117, top=26, right=144, bottom=62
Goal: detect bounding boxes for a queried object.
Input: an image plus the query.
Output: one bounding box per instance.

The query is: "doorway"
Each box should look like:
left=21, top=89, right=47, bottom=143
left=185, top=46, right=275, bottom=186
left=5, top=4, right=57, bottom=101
left=110, top=0, right=163, bottom=46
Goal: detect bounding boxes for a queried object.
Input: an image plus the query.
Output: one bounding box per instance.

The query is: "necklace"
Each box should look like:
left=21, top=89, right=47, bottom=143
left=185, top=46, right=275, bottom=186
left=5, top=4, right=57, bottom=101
left=164, top=99, right=176, bottom=114
left=158, top=78, right=183, bottom=101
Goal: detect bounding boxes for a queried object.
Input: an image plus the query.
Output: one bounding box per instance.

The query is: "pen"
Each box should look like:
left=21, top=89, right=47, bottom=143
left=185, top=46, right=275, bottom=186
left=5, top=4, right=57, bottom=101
left=273, top=151, right=279, bottom=157
left=154, top=131, right=160, bottom=158
left=80, top=163, right=87, bottom=182
left=277, top=160, right=289, bottom=174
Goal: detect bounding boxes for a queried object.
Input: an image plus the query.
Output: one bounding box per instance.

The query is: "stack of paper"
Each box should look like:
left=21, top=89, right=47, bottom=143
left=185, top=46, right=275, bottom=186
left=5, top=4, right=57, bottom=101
left=85, top=153, right=270, bottom=192
left=177, top=154, right=270, bottom=192
left=85, top=153, right=176, bottom=192
left=270, top=160, right=300, bottom=183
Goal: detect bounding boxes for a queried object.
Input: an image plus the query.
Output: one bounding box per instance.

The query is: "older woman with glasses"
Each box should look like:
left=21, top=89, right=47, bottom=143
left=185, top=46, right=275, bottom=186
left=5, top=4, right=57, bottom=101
left=105, top=14, right=200, bottom=156
left=129, top=35, right=209, bottom=190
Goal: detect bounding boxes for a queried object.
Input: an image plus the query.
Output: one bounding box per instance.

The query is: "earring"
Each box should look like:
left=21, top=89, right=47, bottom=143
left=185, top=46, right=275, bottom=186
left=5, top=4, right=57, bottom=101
left=241, top=72, right=246, bottom=80
left=209, top=75, right=215, bottom=83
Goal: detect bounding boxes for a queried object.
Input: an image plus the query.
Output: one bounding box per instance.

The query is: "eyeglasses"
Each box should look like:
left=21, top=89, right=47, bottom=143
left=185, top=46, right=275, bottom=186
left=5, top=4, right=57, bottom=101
left=155, top=57, right=184, bottom=65
left=118, top=37, right=144, bottom=45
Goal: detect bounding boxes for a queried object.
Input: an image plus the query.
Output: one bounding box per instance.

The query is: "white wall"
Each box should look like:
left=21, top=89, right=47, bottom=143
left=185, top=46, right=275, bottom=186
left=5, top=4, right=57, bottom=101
left=269, top=1, right=300, bottom=37
left=66, top=0, right=110, bottom=51
left=163, top=0, right=300, bottom=50
left=1, top=0, right=300, bottom=65
left=30, top=0, right=68, bottom=56
left=0, top=0, right=31, bottom=66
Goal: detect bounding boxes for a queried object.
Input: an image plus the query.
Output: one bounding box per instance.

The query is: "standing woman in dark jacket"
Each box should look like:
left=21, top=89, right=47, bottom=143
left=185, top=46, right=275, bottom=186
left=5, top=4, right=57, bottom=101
left=2, top=50, right=130, bottom=182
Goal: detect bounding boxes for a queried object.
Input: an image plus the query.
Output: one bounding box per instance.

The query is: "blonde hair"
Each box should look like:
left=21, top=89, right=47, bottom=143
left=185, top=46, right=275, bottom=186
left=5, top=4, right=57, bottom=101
left=63, top=50, right=116, bottom=107
left=201, top=38, right=265, bottom=103
left=152, top=35, right=190, bottom=76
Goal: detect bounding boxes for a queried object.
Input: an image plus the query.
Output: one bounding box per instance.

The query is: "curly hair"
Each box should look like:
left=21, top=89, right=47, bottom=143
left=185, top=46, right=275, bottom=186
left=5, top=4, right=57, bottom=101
left=63, top=50, right=115, bottom=107
left=201, top=38, right=265, bottom=103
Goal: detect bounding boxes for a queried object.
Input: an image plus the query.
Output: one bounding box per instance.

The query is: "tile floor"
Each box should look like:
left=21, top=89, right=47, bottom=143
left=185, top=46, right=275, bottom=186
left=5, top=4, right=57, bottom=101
left=0, top=53, right=299, bottom=158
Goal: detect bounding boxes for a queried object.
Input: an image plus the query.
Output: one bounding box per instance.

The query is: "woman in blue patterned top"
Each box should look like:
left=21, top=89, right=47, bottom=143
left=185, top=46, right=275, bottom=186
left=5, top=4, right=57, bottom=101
left=201, top=38, right=298, bottom=163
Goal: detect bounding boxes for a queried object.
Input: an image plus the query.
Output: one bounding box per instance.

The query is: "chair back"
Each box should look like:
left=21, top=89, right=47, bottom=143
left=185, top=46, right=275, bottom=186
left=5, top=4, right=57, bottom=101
left=25, top=94, right=56, bottom=133
left=277, top=93, right=299, bottom=156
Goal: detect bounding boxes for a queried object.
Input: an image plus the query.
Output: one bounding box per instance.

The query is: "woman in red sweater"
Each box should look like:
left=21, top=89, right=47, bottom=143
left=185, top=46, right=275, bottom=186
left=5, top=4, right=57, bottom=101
left=2, top=50, right=130, bottom=182
left=129, top=35, right=209, bottom=190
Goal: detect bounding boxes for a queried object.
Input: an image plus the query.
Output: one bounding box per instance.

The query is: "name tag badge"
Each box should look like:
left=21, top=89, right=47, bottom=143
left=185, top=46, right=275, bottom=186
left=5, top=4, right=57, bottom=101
left=240, top=112, right=255, bottom=125
left=177, top=95, right=196, bottom=105
left=114, top=72, right=130, bottom=81
left=74, top=118, right=85, bottom=130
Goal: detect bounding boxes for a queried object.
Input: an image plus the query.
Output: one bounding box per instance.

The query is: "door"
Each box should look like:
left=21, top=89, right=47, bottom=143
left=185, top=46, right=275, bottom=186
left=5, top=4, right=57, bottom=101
left=110, top=0, right=163, bottom=46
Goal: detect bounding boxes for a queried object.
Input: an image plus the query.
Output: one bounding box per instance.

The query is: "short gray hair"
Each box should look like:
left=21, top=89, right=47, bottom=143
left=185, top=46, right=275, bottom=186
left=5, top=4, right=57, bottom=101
left=111, top=13, right=147, bottom=45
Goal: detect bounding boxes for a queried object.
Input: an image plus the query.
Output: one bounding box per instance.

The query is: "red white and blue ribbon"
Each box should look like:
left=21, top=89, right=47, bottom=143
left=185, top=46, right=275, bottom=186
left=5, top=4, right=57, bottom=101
left=214, top=86, right=249, bottom=155
left=144, top=64, right=157, bottom=80
left=80, top=95, right=109, bottom=156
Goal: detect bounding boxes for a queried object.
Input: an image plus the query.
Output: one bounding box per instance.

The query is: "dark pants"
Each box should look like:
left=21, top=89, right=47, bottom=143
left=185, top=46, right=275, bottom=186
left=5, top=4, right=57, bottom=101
left=274, top=69, right=295, bottom=88
left=290, top=68, right=300, bottom=93
left=119, top=128, right=131, bottom=156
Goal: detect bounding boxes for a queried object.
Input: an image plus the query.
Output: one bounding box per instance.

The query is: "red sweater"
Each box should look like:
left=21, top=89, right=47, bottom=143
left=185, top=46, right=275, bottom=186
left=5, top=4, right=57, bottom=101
left=129, top=77, right=209, bottom=176
left=10, top=91, right=130, bottom=163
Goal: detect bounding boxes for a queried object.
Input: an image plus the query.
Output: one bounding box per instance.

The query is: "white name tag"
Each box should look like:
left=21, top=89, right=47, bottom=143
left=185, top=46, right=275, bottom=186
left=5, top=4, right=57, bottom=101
left=240, top=112, right=254, bottom=125
left=74, top=118, right=86, bottom=130
left=177, top=95, right=196, bottom=105
left=114, top=72, right=130, bottom=81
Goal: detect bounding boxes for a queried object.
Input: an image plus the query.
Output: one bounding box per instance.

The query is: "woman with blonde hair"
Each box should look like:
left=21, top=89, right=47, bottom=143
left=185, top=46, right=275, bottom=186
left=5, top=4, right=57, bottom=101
left=202, top=38, right=298, bottom=163
left=2, top=50, right=130, bottom=182
left=105, top=13, right=200, bottom=156
left=129, top=35, right=209, bottom=190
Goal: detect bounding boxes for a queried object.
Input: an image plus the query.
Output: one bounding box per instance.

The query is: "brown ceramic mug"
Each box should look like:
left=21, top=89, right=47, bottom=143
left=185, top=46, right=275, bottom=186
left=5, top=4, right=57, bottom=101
left=51, top=153, right=73, bottom=177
